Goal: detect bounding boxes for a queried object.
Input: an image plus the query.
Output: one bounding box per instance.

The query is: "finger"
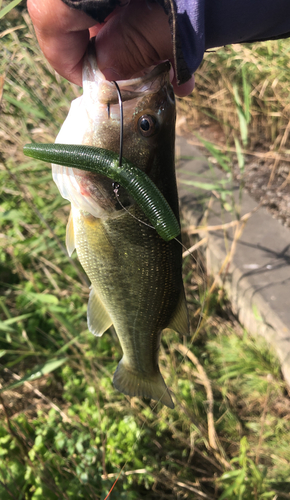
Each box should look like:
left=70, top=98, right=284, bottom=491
left=172, top=74, right=195, bottom=97
left=95, top=0, right=173, bottom=80
left=27, top=0, right=97, bottom=86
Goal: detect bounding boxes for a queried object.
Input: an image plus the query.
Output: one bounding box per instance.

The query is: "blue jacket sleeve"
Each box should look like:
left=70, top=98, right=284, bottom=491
left=61, top=0, right=290, bottom=84
left=175, top=0, right=290, bottom=81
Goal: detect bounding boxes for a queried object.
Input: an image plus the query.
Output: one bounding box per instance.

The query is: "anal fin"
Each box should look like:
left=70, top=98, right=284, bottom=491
left=87, top=286, right=113, bottom=337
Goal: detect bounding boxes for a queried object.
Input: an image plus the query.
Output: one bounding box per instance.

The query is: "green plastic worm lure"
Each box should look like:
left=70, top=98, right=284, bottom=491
left=23, top=143, right=180, bottom=242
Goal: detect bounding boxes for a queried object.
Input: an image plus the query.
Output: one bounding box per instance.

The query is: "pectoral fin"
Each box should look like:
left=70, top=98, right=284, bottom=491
left=87, top=287, right=112, bottom=337
left=167, top=290, right=190, bottom=336
left=113, top=359, right=174, bottom=409
left=66, top=209, right=76, bottom=257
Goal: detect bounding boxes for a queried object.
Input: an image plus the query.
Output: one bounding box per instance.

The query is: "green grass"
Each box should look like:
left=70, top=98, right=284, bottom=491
left=1, top=7, right=290, bottom=500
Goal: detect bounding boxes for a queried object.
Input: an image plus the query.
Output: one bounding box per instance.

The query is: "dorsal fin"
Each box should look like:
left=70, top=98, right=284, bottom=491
left=167, top=289, right=190, bottom=336
left=87, top=286, right=112, bottom=337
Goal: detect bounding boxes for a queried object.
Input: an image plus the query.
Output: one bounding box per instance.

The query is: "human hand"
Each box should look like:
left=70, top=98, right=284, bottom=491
left=27, top=0, right=195, bottom=97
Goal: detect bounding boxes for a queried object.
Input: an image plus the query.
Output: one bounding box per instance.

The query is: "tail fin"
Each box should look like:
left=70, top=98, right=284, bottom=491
left=113, top=359, right=174, bottom=409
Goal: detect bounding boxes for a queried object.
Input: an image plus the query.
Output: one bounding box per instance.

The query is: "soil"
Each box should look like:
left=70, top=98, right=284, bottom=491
left=236, top=156, right=290, bottom=228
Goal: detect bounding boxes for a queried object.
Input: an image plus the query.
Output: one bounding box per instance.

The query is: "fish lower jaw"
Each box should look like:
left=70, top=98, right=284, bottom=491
left=113, top=359, right=174, bottom=409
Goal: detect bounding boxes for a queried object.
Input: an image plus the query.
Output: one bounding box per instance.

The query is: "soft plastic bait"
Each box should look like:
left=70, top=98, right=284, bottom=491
left=23, top=143, right=180, bottom=242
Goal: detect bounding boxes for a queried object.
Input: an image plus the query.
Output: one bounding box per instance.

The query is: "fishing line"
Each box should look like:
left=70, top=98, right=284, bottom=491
left=110, top=78, right=207, bottom=322
left=108, top=217, right=206, bottom=490
left=23, top=85, right=207, bottom=497
left=109, top=81, right=207, bottom=430
left=114, top=192, right=156, bottom=230
left=146, top=237, right=207, bottom=414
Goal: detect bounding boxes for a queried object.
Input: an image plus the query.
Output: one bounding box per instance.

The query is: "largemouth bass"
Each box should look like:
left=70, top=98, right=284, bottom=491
left=52, top=44, right=189, bottom=409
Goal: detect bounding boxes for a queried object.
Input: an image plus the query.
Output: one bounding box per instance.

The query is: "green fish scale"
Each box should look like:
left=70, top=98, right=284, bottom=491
left=73, top=203, right=182, bottom=376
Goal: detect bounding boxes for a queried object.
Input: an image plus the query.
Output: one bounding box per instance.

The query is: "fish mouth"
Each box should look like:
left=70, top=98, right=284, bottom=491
left=84, top=38, right=171, bottom=105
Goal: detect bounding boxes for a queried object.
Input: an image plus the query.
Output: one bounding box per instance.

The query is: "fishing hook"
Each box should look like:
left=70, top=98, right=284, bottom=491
left=109, top=81, right=154, bottom=229
left=111, top=80, right=123, bottom=168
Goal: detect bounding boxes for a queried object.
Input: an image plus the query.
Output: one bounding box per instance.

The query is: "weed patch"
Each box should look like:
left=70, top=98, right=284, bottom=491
left=1, top=7, right=290, bottom=499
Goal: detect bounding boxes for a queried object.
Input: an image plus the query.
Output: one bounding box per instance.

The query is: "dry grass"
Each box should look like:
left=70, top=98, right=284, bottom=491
left=177, top=40, right=290, bottom=197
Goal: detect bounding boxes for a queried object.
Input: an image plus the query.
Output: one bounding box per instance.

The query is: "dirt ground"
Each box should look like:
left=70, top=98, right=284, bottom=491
left=237, top=156, right=290, bottom=227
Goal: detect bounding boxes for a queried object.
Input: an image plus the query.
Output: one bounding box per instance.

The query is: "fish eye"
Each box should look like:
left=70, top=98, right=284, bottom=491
left=138, top=115, right=157, bottom=137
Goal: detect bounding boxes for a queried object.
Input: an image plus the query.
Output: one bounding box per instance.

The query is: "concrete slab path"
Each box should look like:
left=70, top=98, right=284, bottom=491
left=176, top=135, right=290, bottom=386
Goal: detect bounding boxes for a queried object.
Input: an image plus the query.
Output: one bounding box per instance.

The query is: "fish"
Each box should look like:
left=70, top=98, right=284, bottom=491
left=51, top=42, right=189, bottom=409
